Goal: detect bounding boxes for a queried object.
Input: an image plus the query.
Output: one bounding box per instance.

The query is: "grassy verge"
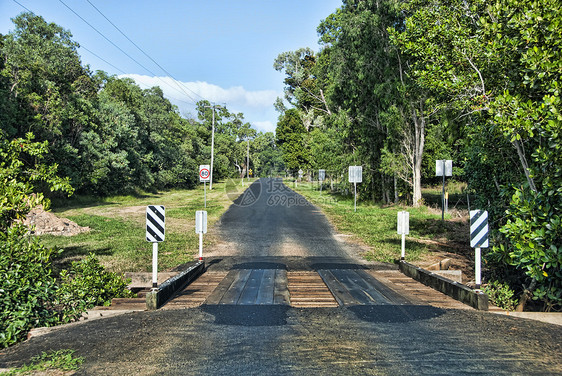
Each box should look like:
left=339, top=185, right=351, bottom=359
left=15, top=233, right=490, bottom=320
left=290, top=180, right=470, bottom=263
left=0, top=350, right=83, bottom=375
left=40, top=179, right=252, bottom=273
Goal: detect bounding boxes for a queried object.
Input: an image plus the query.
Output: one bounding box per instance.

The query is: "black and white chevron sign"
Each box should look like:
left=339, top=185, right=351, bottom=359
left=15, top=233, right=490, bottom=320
left=470, top=210, right=489, bottom=248
left=146, top=205, right=165, bottom=242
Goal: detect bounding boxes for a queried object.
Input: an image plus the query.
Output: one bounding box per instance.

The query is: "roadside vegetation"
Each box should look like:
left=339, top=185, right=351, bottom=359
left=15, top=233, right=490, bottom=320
left=42, top=180, right=249, bottom=273
left=291, top=181, right=471, bottom=264
left=0, top=350, right=83, bottom=375
left=274, top=0, right=560, bottom=312
left=1, top=11, right=270, bottom=347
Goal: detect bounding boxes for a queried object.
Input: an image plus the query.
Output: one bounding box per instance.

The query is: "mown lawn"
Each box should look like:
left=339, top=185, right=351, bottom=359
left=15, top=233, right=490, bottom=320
left=40, top=179, right=252, bottom=274
left=290, top=180, right=470, bottom=263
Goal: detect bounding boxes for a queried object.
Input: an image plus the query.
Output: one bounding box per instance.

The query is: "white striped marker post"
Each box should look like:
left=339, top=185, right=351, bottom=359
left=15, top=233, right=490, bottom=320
left=146, top=205, right=165, bottom=289
left=470, top=210, right=489, bottom=289
left=195, top=211, right=207, bottom=261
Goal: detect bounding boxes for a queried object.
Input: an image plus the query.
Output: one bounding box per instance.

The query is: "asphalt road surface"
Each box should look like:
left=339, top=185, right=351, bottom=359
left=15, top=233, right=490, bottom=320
left=1, top=179, right=561, bottom=375
left=216, top=178, right=359, bottom=258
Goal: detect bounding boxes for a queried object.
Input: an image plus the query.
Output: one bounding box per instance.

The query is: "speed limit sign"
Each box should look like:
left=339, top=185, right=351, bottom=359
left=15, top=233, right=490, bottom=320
left=199, top=165, right=210, bottom=182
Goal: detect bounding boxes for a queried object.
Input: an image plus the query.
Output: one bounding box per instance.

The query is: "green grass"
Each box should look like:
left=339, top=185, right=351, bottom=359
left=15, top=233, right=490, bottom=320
left=291, top=181, right=469, bottom=263
left=40, top=179, right=253, bottom=274
left=0, top=350, right=83, bottom=375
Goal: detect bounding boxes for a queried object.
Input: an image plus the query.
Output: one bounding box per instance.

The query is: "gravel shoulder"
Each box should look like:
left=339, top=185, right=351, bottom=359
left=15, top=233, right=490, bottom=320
left=1, top=307, right=561, bottom=375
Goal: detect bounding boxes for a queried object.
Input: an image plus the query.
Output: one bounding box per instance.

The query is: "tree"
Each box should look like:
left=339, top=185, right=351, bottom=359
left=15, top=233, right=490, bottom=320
left=393, top=0, right=562, bottom=310
left=317, top=0, right=430, bottom=205
left=1, top=13, right=97, bottom=186
left=274, top=48, right=331, bottom=120
left=276, top=109, right=309, bottom=173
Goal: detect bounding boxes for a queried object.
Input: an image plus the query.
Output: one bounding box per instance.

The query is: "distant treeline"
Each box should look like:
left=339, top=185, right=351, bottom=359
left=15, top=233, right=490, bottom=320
left=0, top=12, right=283, bottom=196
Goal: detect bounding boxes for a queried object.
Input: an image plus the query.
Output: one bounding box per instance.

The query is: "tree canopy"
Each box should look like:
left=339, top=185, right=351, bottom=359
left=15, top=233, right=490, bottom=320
left=273, top=0, right=561, bottom=310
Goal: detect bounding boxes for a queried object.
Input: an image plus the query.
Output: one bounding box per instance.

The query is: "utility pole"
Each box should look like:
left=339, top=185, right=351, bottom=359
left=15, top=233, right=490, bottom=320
left=210, top=106, right=215, bottom=190
left=247, top=138, right=250, bottom=180
left=204, top=103, right=222, bottom=190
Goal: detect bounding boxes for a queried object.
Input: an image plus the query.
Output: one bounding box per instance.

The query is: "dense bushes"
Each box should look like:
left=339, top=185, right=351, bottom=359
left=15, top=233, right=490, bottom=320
left=56, top=254, right=135, bottom=322
left=0, top=230, right=133, bottom=348
left=0, top=224, right=60, bottom=347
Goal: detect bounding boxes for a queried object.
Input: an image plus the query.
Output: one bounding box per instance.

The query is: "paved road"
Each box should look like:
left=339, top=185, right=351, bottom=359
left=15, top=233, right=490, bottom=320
left=216, top=178, right=359, bottom=258
left=1, top=178, right=561, bottom=375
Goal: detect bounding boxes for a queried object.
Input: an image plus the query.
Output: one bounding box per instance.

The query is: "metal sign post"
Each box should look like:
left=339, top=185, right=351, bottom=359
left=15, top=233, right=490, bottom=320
left=199, top=165, right=210, bottom=208
left=195, top=210, right=208, bottom=261
left=436, top=160, right=453, bottom=221
left=146, top=205, right=165, bottom=289
left=470, top=210, right=489, bottom=289
left=319, top=169, right=326, bottom=193
left=397, top=211, right=409, bottom=260
left=348, top=166, right=362, bottom=212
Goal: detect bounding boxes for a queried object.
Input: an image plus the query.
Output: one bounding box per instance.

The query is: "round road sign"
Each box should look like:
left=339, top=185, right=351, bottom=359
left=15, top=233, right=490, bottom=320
left=199, top=168, right=210, bottom=180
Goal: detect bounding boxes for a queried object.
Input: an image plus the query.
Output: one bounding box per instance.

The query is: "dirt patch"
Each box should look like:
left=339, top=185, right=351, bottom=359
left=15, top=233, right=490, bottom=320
left=24, top=206, right=90, bottom=236
left=410, top=215, right=476, bottom=284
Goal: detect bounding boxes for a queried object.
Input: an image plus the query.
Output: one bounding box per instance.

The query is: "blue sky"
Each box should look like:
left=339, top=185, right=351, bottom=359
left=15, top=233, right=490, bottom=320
left=0, top=0, right=343, bottom=133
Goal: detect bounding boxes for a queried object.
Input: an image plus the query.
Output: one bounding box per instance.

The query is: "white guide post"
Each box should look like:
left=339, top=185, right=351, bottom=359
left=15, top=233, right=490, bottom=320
left=397, top=211, right=409, bottom=260
left=152, top=242, right=158, bottom=289
left=470, top=210, right=489, bottom=290
left=146, top=205, right=165, bottom=290
left=195, top=210, right=208, bottom=261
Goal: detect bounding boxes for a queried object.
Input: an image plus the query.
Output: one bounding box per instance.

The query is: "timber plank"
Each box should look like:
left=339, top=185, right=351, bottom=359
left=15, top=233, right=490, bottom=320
left=317, top=270, right=359, bottom=306
left=238, top=269, right=264, bottom=305
left=273, top=269, right=290, bottom=305
left=256, top=269, right=276, bottom=305
left=204, top=270, right=240, bottom=305
left=220, top=269, right=252, bottom=304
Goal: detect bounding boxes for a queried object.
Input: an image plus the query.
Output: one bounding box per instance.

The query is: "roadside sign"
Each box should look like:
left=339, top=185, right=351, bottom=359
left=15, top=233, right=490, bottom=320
left=146, top=205, right=165, bottom=242
left=470, top=210, right=489, bottom=248
left=436, top=160, right=453, bottom=177
left=397, top=211, right=409, bottom=260
left=348, top=166, right=362, bottom=212
left=397, top=211, right=409, bottom=235
left=298, top=169, right=303, bottom=179
left=146, top=205, right=165, bottom=289
left=348, top=166, right=362, bottom=183
left=196, top=210, right=207, bottom=261
left=319, top=169, right=326, bottom=182
left=199, top=165, right=210, bottom=182
left=470, top=210, right=488, bottom=289
left=195, top=210, right=207, bottom=234
left=436, top=160, right=453, bottom=221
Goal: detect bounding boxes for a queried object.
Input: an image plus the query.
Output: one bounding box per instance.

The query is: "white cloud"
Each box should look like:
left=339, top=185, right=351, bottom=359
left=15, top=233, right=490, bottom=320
left=253, top=121, right=276, bottom=133
left=118, top=74, right=280, bottom=133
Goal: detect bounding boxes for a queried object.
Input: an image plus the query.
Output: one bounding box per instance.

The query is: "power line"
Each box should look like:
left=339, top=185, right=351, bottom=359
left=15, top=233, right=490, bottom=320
left=57, top=0, right=197, bottom=104
left=10, top=0, right=199, bottom=110
left=85, top=0, right=205, bottom=103
left=79, top=45, right=127, bottom=75
left=12, top=0, right=32, bottom=13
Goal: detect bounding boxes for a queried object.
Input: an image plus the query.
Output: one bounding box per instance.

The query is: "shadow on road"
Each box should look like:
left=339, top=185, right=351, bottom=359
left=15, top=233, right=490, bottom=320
left=201, top=305, right=290, bottom=326
left=232, top=261, right=288, bottom=270
left=348, top=305, right=446, bottom=323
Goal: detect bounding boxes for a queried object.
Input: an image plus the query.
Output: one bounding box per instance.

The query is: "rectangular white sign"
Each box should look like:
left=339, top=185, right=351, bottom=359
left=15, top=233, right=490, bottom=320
left=397, top=211, right=409, bottom=235
left=436, top=160, right=453, bottom=177
left=318, top=169, right=326, bottom=182
left=195, top=210, right=207, bottom=234
left=146, top=205, right=165, bottom=242
left=470, top=210, right=489, bottom=248
left=199, top=165, right=211, bottom=182
left=348, top=166, right=362, bottom=183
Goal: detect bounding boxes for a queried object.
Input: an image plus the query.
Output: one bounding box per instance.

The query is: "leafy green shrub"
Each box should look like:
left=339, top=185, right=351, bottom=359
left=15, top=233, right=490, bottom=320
left=56, top=254, right=134, bottom=322
left=0, top=349, right=83, bottom=375
left=483, top=280, right=518, bottom=311
left=0, top=224, right=61, bottom=348
left=0, top=228, right=134, bottom=347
